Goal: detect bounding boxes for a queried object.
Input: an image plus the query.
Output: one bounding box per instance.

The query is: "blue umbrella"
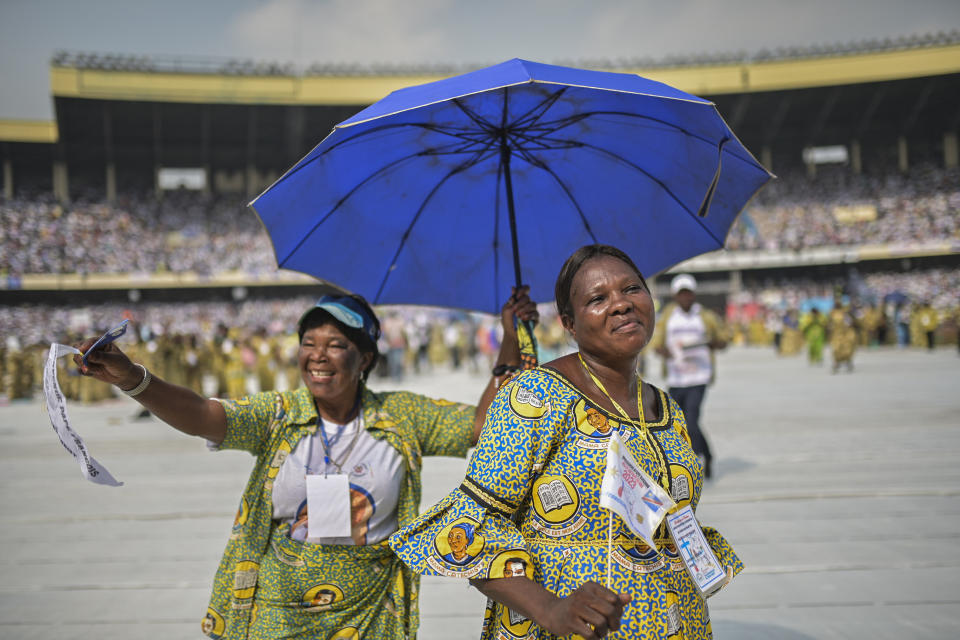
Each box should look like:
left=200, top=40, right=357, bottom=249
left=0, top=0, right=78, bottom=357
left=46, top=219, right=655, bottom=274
left=883, top=290, right=909, bottom=305
left=251, top=58, right=772, bottom=314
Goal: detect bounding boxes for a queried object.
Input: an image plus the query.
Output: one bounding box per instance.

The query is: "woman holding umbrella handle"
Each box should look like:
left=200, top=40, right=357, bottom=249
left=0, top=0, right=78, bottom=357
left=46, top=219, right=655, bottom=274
left=389, top=246, right=741, bottom=639
left=73, top=287, right=538, bottom=640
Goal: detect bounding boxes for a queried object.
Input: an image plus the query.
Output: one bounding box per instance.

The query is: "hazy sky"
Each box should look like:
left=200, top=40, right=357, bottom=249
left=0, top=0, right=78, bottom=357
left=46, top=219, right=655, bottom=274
left=2, top=0, right=958, bottom=120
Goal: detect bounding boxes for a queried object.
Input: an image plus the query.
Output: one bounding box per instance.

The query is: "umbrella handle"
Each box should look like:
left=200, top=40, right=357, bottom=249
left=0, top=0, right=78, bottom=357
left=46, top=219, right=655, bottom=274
left=515, top=316, right=539, bottom=369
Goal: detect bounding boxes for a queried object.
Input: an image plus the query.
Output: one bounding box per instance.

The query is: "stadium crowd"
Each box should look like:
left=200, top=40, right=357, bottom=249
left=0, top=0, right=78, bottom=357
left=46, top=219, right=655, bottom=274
left=2, top=166, right=959, bottom=279
left=4, top=264, right=958, bottom=403
left=0, top=297, right=576, bottom=403
left=3, top=165, right=959, bottom=402
left=726, top=165, right=959, bottom=251
left=727, top=267, right=960, bottom=349
left=1, top=191, right=275, bottom=277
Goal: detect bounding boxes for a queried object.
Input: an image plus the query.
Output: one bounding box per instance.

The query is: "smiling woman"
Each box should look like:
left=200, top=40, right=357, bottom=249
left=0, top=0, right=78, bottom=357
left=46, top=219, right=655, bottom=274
left=389, top=245, right=743, bottom=640
left=71, top=289, right=538, bottom=639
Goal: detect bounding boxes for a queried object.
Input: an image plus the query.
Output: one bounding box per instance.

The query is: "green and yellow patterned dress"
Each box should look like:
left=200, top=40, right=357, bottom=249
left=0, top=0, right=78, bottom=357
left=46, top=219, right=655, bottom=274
left=389, top=368, right=742, bottom=640
left=203, top=385, right=475, bottom=639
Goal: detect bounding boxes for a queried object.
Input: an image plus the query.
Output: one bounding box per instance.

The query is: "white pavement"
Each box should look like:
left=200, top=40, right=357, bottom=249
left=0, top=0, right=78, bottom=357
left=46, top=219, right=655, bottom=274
left=1, top=346, right=958, bottom=639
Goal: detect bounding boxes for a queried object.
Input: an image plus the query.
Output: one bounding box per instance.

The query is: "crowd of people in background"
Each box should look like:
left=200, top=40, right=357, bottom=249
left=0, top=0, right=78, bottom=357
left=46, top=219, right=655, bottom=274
left=2, top=165, right=959, bottom=279
left=3, top=163, right=959, bottom=402
left=1, top=190, right=274, bottom=277
left=3, top=266, right=958, bottom=403
left=0, top=298, right=575, bottom=403
left=725, top=164, right=959, bottom=251
left=727, top=267, right=960, bottom=363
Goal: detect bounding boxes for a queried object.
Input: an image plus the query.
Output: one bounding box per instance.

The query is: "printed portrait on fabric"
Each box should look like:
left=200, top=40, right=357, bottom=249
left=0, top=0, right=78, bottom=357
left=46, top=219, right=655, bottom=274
left=487, top=549, right=534, bottom=580
left=425, top=516, right=486, bottom=577
left=572, top=399, right=624, bottom=450
left=435, top=518, right=485, bottom=566
left=301, top=583, right=345, bottom=610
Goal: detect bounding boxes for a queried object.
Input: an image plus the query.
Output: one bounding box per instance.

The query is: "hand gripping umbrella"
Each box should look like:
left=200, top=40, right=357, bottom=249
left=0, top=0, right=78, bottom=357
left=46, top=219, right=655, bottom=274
left=251, top=59, right=773, bottom=362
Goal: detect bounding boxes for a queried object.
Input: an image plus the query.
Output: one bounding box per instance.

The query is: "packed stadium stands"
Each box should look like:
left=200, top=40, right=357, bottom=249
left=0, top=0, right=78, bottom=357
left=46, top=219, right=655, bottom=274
left=727, top=165, right=959, bottom=251
left=3, top=165, right=957, bottom=278
left=1, top=191, right=270, bottom=276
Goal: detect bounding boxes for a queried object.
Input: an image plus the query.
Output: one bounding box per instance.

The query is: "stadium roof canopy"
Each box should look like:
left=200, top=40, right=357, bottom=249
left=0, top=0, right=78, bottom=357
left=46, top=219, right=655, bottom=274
left=3, top=31, right=959, bottom=195
left=44, top=30, right=960, bottom=105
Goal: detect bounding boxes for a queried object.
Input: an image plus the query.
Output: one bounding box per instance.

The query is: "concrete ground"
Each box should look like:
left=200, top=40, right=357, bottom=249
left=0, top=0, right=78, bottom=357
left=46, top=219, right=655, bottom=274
left=1, top=346, right=958, bottom=639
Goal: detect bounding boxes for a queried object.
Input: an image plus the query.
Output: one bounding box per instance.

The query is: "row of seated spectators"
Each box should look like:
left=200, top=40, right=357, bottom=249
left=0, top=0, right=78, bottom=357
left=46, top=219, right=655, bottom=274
left=2, top=165, right=958, bottom=277
left=725, top=164, right=959, bottom=251
left=1, top=190, right=274, bottom=276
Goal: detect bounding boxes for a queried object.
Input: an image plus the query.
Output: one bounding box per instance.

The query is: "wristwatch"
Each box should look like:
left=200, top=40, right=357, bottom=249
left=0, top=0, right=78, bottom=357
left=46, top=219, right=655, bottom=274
left=492, top=364, right=520, bottom=377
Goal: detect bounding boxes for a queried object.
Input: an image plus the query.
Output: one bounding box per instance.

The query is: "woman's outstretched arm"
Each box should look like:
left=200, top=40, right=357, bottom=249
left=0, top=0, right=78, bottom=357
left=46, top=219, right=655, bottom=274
left=75, top=339, right=227, bottom=444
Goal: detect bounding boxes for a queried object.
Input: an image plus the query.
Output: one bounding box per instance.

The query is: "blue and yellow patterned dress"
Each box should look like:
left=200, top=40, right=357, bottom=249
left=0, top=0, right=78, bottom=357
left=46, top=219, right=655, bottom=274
left=203, top=385, right=475, bottom=640
left=389, top=367, right=742, bottom=639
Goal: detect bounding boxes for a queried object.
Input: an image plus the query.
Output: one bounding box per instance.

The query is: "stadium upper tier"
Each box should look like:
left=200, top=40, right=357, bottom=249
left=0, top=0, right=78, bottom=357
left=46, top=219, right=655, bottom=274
left=48, top=31, right=960, bottom=105
left=3, top=30, right=957, bottom=148
left=2, top=166, right=957, bottom=290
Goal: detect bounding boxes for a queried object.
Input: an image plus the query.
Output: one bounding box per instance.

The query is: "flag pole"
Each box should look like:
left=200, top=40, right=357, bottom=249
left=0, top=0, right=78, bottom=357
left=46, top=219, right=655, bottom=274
left=606, top=511, right=613, bottom=589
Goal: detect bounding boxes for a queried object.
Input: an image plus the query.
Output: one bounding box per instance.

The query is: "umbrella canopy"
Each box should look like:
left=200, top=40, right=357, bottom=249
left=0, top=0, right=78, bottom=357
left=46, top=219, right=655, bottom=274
left=252, top=58, right=773, bottom=314
left=883, top=290, right=909, bottom=305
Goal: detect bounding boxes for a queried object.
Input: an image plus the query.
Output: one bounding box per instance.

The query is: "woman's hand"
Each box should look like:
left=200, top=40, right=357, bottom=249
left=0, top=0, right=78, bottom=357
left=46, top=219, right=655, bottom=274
left=501, top=285, right=539, bottom=339
left=540, top=581, right=631, bottom=639
left=473, top=286, right=541, bottom=443
left=74, top=336, right=228, bottom=443
left=73, top=339, right=142, bottom=391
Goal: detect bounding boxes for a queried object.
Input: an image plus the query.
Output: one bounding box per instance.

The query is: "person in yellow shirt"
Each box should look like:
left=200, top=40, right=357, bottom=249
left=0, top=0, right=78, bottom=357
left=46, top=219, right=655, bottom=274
left=915, top=302, right=939, bottom=350
left=828, top=298, right=858, bottom=373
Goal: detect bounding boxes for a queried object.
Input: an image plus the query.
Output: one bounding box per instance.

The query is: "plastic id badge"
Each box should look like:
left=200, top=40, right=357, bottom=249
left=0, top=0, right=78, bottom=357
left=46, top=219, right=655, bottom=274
left=665, top=505, right=727, bottom=597
left=306, top=473, right=351, bottom=538
left=81, top=319, right=129, bottom=367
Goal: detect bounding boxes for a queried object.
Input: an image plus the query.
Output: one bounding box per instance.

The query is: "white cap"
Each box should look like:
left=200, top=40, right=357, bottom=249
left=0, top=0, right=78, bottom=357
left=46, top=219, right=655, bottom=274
left=670, top=273, right=697, bottom=295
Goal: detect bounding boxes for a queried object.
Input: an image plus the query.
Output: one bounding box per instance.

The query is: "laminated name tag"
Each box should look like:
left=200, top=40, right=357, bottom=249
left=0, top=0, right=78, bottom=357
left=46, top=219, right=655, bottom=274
left=665, top=505, right=727, bottom=597
left=306, top=473, right=351, bottom=538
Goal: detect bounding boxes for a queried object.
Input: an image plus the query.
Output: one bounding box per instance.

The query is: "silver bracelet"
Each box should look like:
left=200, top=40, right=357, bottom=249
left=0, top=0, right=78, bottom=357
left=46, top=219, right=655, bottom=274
left=122, top=363, right=152, bottom=397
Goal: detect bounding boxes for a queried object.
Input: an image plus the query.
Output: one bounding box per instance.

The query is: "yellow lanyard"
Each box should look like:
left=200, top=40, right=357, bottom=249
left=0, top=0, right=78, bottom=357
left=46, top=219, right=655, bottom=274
left=578, top=352, right=669, bottom=488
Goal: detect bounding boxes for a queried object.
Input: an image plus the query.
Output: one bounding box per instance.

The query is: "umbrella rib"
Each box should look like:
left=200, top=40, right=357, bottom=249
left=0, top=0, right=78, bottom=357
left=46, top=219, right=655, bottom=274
left=574, top=141, right=724, bottom=246
left=503, top=108, right=720, bottom=157
left=278, top=151, right=437, bottom=266
left=507, top=127, right=581, bottom=152
left=274, top=121, right=498, bottom=188
left=321, top=120, right=485, bottom=151
left=374, top=160, right=477, bottom=304
left=279, top=134, right=504, bottom=266
left=453, top=99, right=498, bottom=133
left=514, top=149, right=598, bottom=244
left=530, top=110, right=742, bottom=156
left=507, top=87, right=568, bottom=130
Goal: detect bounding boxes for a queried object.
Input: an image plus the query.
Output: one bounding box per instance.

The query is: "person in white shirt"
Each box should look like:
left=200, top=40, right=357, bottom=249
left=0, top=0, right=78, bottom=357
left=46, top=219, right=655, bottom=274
left=651, top=274, right=728, bottom=478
